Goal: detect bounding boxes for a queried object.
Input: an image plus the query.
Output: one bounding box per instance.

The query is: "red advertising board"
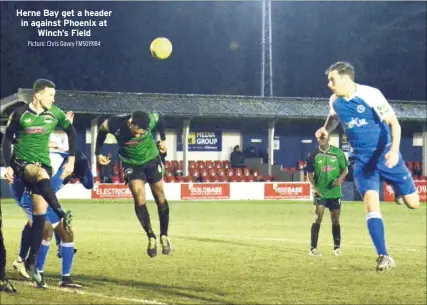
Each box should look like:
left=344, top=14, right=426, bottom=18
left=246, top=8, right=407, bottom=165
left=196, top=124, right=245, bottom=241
left=91, top=184, right=133, bottom=199
left=383, top=180, right=427, bottom=202
left=181, top=183, right=230, bottom=200
left=264, top=182, right=311, bottom=200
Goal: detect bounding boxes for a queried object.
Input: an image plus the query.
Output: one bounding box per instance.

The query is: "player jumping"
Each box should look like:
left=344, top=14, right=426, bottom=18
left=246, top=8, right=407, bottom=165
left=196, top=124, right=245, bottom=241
left=95, top=111, right=171, bottom=257
left=316, top=62, right=420, bottom=272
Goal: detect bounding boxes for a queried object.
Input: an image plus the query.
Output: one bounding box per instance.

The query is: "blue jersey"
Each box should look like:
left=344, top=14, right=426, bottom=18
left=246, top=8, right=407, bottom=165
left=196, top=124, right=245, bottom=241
left=330, top=84, right=395, bottom=153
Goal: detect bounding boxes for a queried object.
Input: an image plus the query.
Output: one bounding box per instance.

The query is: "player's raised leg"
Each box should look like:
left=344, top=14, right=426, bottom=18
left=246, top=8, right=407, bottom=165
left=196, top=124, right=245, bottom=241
left=150, top=179, right=171, bottom=255
left=310, top=201, right=325, bottom=256
left=129, top=179, right=157, bottom=257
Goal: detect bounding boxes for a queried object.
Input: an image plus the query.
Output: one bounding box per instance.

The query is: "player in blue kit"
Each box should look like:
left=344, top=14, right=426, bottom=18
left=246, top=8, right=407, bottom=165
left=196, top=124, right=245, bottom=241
left=316, top=61, right=420, bottom=272
left=10, top=150, right=92, bottom=288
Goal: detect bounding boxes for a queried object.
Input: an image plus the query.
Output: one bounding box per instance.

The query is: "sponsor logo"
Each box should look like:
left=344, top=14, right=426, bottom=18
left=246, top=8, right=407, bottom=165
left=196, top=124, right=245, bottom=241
left=181, top=183, right=230, bottom=200
left=345, top=117, right=368, bottom=129
left=92, top=184, right=133, bottom=199
left=264, top=182, right=311, bottom=199
left=124, top=168, right=133, bottom=177
left=356, top=105, right=365, bottom=113
left=321, top=165, right=336, bottom=172
left=44, top=116, right=54, bottom=124
left=25, top=127, right=45, bottom=134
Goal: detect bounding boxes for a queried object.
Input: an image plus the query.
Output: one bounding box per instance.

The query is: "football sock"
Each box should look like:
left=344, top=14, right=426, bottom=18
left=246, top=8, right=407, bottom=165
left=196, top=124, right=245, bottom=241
left=27, top=214, right=46, bottom=265
left=311, top=223, right=321, bottom=250
left=157, top=200, right=169, bottom=237
left=332, top=224, right=341, bottom=249
left=35, top=240, right=50, bottom=273
left=366, top=212, right=388, bottom=256
left=60, top=242, right=74, bottom=276
left=19, top=223, right=31, bottom=260
left=134, top=204, right=156, bottom=239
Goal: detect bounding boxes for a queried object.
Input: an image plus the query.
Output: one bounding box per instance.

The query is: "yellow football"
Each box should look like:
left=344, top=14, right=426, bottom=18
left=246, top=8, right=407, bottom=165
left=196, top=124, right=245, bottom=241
left=150, top=37, right=173, bottom=60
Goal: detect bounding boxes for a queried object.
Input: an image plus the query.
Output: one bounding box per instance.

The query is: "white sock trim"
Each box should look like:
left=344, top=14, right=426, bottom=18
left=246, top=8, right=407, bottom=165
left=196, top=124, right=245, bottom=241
left=366, top=211, right=382, bottom=220
left=41, top=240, right=51, bottom=246
left=60, top=242, right=74, bottom=248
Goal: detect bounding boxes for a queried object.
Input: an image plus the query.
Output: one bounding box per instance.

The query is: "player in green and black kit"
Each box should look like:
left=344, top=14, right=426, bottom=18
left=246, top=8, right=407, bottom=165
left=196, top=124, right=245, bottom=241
left=305, top=135, right=348, bottom=256
left=95, top=111, right=171, bottom=258
left=1, top=79, right=75, bottom=285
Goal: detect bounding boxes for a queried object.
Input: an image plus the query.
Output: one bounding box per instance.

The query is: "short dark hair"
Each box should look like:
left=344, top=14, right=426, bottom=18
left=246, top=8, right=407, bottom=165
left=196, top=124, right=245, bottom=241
left=325, top=62, right=355, bottom=81
left=131, top=111, right=150, bottom=129
left=33, top=79, right=55, bottom=93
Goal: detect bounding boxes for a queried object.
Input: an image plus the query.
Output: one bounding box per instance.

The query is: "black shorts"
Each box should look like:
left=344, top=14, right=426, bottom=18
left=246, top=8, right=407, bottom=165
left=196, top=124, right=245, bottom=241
left=123, top=157, right=163, bottom=184
left=313, top=198, right=342, bottom=211
left=10, top=157, right=52, bottom=195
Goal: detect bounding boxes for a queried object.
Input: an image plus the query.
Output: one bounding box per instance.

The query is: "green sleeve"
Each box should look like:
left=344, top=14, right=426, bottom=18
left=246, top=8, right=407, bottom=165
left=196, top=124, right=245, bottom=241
left=52, top=105, right=71, bottom=130
left=338, top=150, right=348, bottom=170
left=149, top=112, right=159, bottom=129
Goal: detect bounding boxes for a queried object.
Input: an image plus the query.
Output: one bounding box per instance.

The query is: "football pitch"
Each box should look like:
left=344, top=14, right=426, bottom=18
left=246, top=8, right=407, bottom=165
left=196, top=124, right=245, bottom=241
left=1, top=199, right=426, bottom=304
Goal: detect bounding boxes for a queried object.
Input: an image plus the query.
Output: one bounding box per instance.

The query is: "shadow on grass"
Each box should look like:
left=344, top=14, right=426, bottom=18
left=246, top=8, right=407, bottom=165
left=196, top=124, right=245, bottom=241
left=34, top=272, right=235, bottom=305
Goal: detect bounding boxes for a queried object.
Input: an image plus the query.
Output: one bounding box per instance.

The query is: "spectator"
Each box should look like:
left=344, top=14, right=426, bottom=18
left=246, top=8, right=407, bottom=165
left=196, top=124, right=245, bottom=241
left=230, top=145, right=245, bottom=169
left=243, top=146, right=257, bottom=158
left=100, top=153, right=114, bottom=183
left=262, top=149, right=269, bottom=164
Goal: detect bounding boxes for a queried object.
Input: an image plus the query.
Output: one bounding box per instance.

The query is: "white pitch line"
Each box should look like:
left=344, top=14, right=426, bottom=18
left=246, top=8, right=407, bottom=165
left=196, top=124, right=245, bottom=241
left=75, top=228, right=422, bottom=252
left=22, top=281, right=167, bottom=305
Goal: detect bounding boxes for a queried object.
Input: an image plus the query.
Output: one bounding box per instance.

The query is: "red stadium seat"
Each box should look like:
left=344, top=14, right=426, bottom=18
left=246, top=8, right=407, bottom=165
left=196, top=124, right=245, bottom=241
left=252, top=169, right=260, bottom=177
left=171, top=160, right=179, bottom=170
left=222, top=160, right=231, bottom=169
left=235, top=168, right=243, bottom=176
left=185, top=176, right=195, bottom=183
left=175, top=176, right=185, bottom=183
left=263, top=176, right=272, bottom=182
left=112, top=176, right=121, bottom=184
left=214, top=161, right=223, bottom=169
left=216, top=168, right=226, bottom=176
left=206, top=160, right=214, bottom=169
left=243, top=175, right=255, bottom=182
left=243, top=168, right=251, bottom=176
left=189, top=161, right=197, bottom=169
left=197, top=161, right=206, bottom=169
left=208, top=168, right=217, bottom=177
left=298, top=160, right=305, bottom=170
left=200, top=169, right=208, bottom=178
left=225, top=168, right=234, bottom=177
left=165, top=160, right=171, bottom=169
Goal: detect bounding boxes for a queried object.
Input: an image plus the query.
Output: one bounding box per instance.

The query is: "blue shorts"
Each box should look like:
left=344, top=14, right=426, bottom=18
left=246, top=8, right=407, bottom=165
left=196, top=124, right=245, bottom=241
left=9, top=157, right=68, bottom=227
left=18, top=191, right=61, bottom=227
left=353, top=145, right=416, bottom=198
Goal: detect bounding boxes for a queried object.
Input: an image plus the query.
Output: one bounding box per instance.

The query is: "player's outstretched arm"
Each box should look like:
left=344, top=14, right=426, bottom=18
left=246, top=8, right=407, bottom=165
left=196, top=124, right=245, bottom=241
left=315, top=95, right=340, bottom=139
left=95, top=119, right=111, bottom=165
left=61, top=125, right=77, bottom=179
left=154, top=114, right=167, bottom=153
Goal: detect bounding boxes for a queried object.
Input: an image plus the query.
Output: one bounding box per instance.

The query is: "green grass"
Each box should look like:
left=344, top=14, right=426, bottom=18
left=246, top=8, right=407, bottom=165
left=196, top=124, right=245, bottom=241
left=1, top=199, right=426, bottom=304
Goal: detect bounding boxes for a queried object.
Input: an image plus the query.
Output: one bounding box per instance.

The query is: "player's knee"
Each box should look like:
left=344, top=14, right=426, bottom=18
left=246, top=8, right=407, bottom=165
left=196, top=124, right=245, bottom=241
left=36, top=168, right=50, bottom=181
left=313, top=215, right=323, bottom=224
left=404, top=194, right=420, bottom=209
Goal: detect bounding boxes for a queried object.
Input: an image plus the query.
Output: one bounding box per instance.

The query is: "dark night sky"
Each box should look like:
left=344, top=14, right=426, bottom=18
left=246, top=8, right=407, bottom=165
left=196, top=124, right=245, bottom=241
left=1, top=1, right=426, bottom=100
